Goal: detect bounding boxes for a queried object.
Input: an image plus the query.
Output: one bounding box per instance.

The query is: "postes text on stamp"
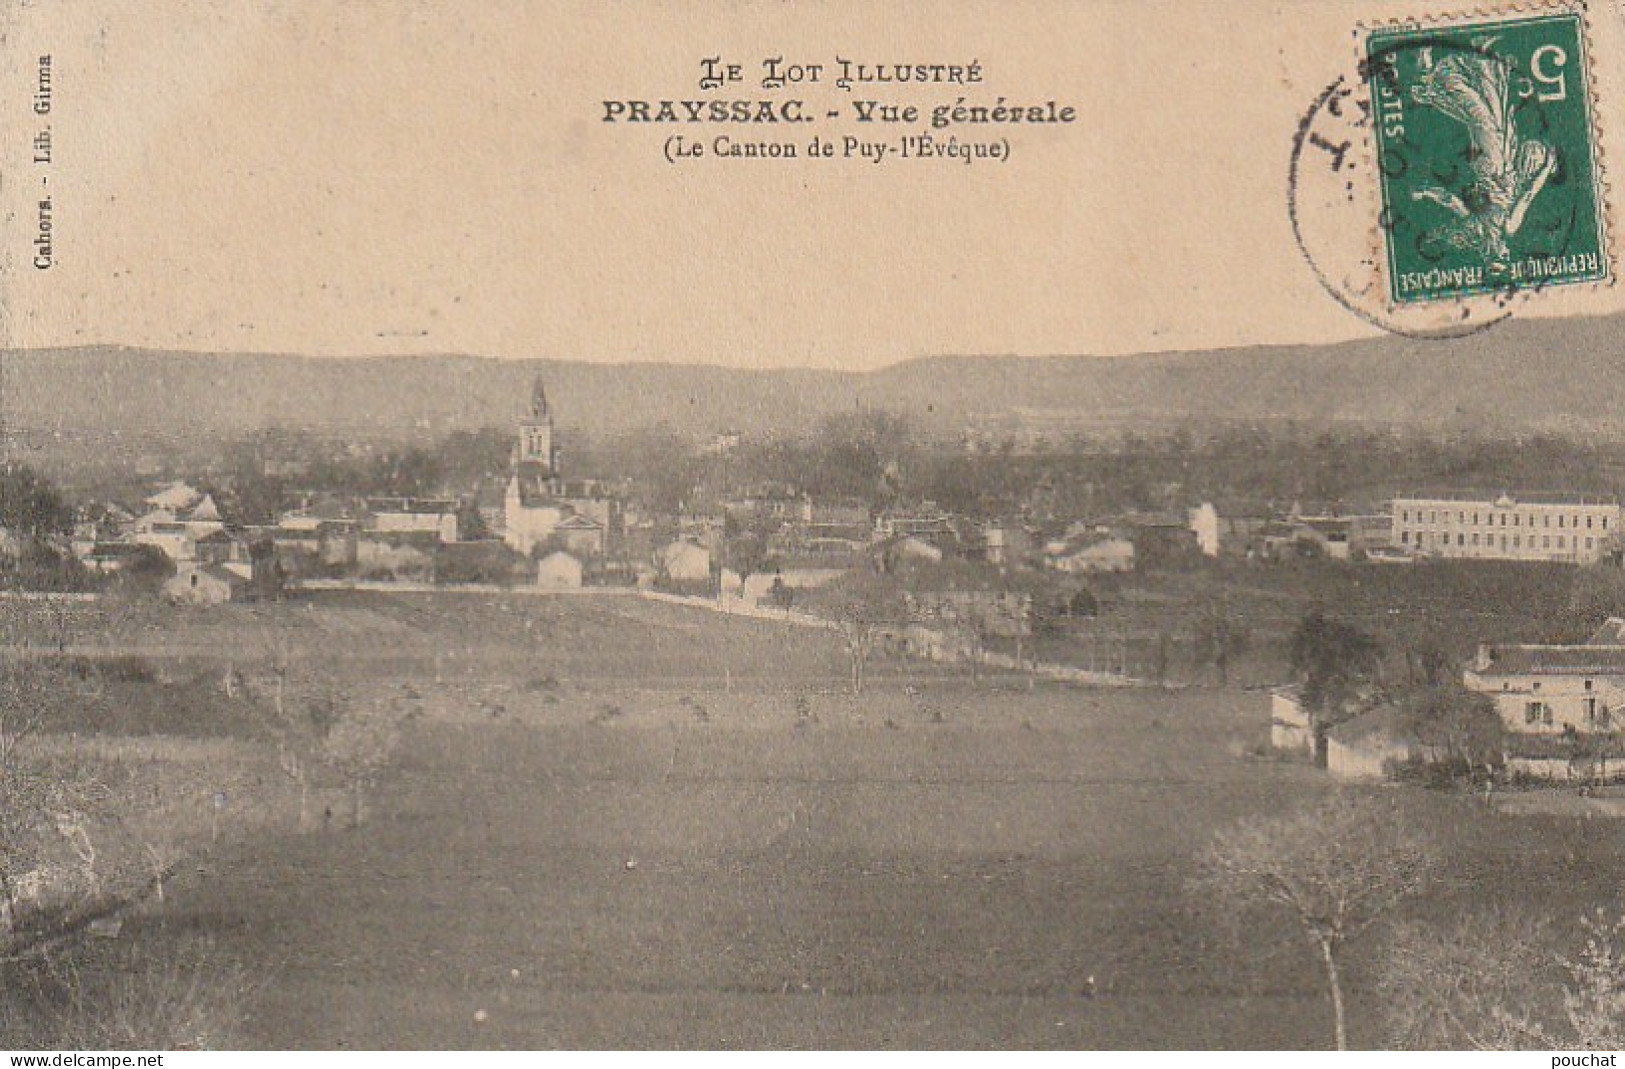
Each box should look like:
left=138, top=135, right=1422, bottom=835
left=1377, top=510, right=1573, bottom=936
left=1366, top=11, right=1608, bottom=305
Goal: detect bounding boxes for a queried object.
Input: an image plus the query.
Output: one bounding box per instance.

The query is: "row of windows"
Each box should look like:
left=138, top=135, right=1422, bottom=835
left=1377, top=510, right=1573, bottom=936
left=1398, top=508, right=1611, bottom=530
left=1399, top=531, right=1597, bottom=551
left=1511, top=680, right=1596, bottom=693
left=1524, top=698, right=1611, bottom=728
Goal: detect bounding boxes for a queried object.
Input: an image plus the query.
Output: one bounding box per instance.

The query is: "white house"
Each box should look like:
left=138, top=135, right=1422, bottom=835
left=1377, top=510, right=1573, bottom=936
left=1463, top=631, right=1625, bottom=737
left=657, top=541, right=712, bottom=584
left=145, top=480, right=202, bottom=512
left=162, top=565, right=243, bottom=606
left=535, top=550, right=584, bottom=589
left=1049, top=536, right=1135, bottom=574
left=1463, top=621, right=1625, bottom=779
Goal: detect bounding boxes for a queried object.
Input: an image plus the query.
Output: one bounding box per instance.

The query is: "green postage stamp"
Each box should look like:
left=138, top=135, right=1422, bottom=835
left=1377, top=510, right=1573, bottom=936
left=1365, top=10, right=1610, bottom=305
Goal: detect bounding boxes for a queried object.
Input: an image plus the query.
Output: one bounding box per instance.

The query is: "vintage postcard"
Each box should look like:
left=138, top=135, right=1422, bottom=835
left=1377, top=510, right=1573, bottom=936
left=7, top=0, right=1625, bottom=1054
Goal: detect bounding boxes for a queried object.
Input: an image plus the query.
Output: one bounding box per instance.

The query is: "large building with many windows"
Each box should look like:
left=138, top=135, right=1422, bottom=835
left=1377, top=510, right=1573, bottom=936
left=1391, top=494, right=1621, bottom=564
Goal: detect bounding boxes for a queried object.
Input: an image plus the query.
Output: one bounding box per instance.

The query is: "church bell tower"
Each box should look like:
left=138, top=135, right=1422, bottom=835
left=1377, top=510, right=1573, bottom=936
left=516, top=376, right=556, bottom=475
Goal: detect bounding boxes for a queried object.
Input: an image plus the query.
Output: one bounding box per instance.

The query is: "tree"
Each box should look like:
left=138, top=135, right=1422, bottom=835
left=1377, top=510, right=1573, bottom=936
left=1378, top=905, right=1625, bottom=1050
left=1193, top=598, right=1249, bottom=686
left=1289, top=611, right=1382, bottom=716
left=264, top=638, right=333, bottom=831
left=263, top=636, right=403, bottom=832
left=809, top=409, right=916, bottom=503
left=1393, top=684, right=1504, bottom=777
left=1378, top=908, right=1556, bottom=1049
left=0, top=464, right=73, bottom=539
left=108, top=545, right=176, bottom=596
left=320, top=705, right=403, bottom=828
left=1403, top=636, right=1456, bottom=688
left=1193, top=792, right=1439, bottom=1050
left=1153, top=629, right=1172, bottom=687
left=813, top=569, right=906, bottom=695
left=721, top=510, right=777, bottom=594
left=1561, top=567, right=1625, bottom=642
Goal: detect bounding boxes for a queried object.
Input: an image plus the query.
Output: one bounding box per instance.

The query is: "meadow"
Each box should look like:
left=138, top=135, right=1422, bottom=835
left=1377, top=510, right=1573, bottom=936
left=9, top=588, right=1586, bottom=1046
left=14, top=587, right=1596, bottom=1049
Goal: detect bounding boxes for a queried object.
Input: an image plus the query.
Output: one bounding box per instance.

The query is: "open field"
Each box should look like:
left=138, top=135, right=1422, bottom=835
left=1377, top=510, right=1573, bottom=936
left=1033, top=558, right=1589, bottom=686
left=7, top=556, right=1590, bottom=694
left=37, top=589, right=1605, bottom=1049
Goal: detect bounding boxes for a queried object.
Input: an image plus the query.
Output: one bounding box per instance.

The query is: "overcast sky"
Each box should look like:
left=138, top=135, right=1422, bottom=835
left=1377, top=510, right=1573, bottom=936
left=4, top=0, right=1624, bottom=369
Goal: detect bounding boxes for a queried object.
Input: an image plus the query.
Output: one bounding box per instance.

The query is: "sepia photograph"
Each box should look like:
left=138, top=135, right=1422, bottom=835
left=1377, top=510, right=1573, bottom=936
left=6, top=0, right=1625, bottom=1053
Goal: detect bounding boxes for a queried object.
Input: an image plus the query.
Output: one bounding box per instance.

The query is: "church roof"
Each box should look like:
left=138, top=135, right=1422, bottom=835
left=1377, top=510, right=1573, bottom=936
left=363, top=496, right=456, bottom=515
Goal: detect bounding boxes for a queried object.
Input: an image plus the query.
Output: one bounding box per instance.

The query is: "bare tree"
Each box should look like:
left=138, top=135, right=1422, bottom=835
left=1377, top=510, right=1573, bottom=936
left=1192, top=792, right=1439, bottom=1050
left=320, top=704, right=403, bottom=828
left=262, top=635, right=344, bottom=831
left=1193, top=598, right=1249, bottom=686
left=816, top=570, right=905, bottom=696
left=836, top=616, right=881, bottom=695
left=1377, top=907, right=1556, bottom=1050
left=1378, top=904, right=1625, bottom=1050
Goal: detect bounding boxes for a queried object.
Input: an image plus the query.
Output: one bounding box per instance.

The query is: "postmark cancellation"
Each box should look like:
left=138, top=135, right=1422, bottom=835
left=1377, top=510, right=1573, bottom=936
left=1364, top=6, right=1611, bottom=306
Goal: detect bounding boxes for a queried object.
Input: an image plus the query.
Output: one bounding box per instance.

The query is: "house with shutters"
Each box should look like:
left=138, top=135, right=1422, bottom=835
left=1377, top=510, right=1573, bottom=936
left=1463, top=618, right=1625, bottom=778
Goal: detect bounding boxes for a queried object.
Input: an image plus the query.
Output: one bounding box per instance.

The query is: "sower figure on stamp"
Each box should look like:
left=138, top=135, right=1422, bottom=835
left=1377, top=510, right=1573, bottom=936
left=1407, top=40, right=1557, bottom=273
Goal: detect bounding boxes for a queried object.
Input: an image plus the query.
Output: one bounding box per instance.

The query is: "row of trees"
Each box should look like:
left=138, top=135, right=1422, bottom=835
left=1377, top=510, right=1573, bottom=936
left=200, top=412, right=1625, bottom=531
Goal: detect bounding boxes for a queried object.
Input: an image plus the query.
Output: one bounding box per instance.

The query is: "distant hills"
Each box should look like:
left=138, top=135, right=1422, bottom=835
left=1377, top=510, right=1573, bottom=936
left=3, top=312, right=1624, bottom=445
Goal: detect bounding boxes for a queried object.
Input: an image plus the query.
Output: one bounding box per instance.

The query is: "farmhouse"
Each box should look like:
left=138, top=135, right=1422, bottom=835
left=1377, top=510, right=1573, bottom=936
left=1463, top=622, right=1625, bottom=778
left=1464, top=633, right=1625, bottom=735
left=129, top=491, right=227, bottom=562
